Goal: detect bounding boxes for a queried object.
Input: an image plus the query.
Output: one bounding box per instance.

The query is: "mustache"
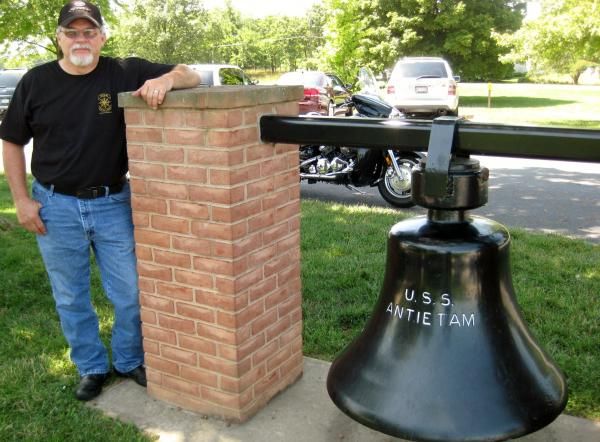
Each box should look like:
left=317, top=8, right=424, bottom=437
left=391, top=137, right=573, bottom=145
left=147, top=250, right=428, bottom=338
left=71, top=44, right=92, bottom=52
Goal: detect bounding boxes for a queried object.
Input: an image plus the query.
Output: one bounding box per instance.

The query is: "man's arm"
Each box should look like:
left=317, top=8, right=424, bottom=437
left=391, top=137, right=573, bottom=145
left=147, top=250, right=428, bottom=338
left=2, top=140, right=46, bottom=235
left=133, top=64, right=200, bottom=110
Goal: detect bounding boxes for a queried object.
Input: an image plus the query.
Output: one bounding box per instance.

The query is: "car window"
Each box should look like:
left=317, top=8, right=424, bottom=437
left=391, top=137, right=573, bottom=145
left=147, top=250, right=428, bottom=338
left=219, top=68, right=247, bottom=85
left=0, top=71, right=25, bottom=88
left=196, top=70, right=214, bottom=86
left=393, top=62, right=448, bottom=79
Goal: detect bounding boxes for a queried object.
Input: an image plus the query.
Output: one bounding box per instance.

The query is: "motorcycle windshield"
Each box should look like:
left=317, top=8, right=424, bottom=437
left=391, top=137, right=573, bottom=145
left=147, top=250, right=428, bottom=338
left=357, top=67, right=380, bottom=97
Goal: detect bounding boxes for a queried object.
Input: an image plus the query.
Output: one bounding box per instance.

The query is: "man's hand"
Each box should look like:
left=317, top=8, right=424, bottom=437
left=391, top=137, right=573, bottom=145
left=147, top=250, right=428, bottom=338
left=132, top=76, right=174, bottom=110
left=132, top=64, right=200, bottom=110
left=15, top=197, right=46, bottom=235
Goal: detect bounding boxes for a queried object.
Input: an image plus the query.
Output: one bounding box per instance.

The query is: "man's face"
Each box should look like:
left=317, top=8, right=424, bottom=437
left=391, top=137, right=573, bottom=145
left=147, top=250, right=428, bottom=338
left=57, top=18, right=106, bottom=69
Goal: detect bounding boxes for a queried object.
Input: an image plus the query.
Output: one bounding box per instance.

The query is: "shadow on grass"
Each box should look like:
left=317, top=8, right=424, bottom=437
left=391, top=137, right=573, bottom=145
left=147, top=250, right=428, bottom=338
left=460, top=96, right=576, bottom=108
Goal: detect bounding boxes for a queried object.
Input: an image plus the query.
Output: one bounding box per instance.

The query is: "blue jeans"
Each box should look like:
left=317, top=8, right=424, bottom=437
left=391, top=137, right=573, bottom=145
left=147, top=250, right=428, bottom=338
left=32, top=180, right=143, bottom=376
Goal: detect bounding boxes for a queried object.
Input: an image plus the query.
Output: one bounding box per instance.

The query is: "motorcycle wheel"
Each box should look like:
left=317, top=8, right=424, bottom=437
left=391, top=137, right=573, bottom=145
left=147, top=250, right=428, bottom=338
left=377, top=154, right=420, bottom=208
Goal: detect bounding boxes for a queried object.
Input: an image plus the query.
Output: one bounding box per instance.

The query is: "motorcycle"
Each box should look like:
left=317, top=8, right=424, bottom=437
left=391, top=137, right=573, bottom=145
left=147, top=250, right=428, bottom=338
left=299, top=70, right=425, bottom=208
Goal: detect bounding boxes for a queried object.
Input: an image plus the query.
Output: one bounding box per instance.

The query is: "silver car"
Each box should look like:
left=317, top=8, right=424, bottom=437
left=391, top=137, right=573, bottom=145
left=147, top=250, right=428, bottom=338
left=385, top=57, right=459, bottom=117
left=0, top=68, right=27, bottom=119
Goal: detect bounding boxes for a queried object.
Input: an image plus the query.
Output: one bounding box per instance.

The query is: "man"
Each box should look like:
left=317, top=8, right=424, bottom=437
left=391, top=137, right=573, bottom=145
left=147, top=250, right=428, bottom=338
left=0, top=1, right=200, bottom=401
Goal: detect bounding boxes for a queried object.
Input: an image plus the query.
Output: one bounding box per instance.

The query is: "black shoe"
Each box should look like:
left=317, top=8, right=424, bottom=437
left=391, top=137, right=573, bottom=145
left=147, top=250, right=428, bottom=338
left=114, top=365, right=147, bottom=387
left=75, top=373, right=109, bottom=401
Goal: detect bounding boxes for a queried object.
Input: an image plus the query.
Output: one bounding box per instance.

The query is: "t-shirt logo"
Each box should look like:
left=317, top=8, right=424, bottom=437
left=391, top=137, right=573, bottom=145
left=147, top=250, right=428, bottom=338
left=98, top=93, right=112, bottom=114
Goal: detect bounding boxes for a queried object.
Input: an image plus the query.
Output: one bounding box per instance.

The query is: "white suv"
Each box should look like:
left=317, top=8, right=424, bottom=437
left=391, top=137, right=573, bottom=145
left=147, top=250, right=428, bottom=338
left=385, top=57, right=459, bottom=117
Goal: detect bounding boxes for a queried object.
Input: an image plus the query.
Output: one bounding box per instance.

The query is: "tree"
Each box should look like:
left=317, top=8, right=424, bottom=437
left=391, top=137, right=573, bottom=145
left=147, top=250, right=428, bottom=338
left=110, top=0, right=212, bottom=63
left=323, top=0, right=526, bottom=82
left=506, top=0, right=600, bottom=84
left=0, top=0, right=113, bottom=65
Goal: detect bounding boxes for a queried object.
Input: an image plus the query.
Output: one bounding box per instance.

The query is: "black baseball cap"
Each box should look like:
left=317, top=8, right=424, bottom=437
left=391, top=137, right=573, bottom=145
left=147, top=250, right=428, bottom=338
left=58, top=1, right=103, bottom=28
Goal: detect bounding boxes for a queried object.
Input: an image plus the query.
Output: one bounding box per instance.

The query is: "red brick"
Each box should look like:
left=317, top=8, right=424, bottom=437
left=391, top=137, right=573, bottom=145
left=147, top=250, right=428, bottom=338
left=187, top=149, right=231, bottom=167
left=165, top=128, right=206, bottom=145
left=148, top=182, right=188, bottom=200
left=188, top=184, right=245, bottom=205
left=143, top=339, right=160, bottom=355
left=180, top=365, right=219, bottom=388
left=138, top=277, right=156, bottom=294
left=262, top=223, right=288, bottom=246
left=154, top=249, right=192, bottom=269
left=198, top=354, right=250, bottom=378
left=141, top=293, right=175, bottom=313
left=247, top=211, right=275, bottom=234
left=129, top=162, right=165, bottom=179
left=209, top=165, right=253, bottom=186
left=163, top=374, right=200, bottom=395
left=145, top=146, right=185, bottom=164
left=266, top=315, right=291, bottom=343
left=126, top=127, right=163, bottom=143
left=201, top=386, right=241, bottom=409
left=145, top=354, right=180, bottom=376
left=134, top=229, right=171, bottom=248
left=142, top=324, right=177, bottom=345
left=246, top=144, right=276, bottom=162
left=251, top=309, right=278, bottom=336
left=137, top=262, right=173, bottom=282
left=195, top=290, right=247, bottom=312
left=179, top=335, right=217, bottom=356
left=166, top=166, right=208, bottom=183
left=192, top=221, right=246, bottom=241
left=158, top=313, right=195, bottom=334
left=267, top=345, right=292, bottom=372
left=161, top=345, right=198, bottom=366
left=170, top=201, right=210, bottom=220
left=211, top=200, right=262, bottom=223
left=253, top=369, right=281, bottom=397
left=172, top=236, right=211, bottom=255
left=174, top=269, right=213, bottom=289
left=126, top=144, right=144, bottom=160
left=124, top=109, right=142, bottom=125
left=278, top=292, right=301, bottom=319
left=207, top=127, right=258, bottom=148
left=129, top=178, right=147, bottom=195
left=221, top=364, right=266, bottom=394
left=196, top=323, right=237, bottom=345
left=247, top=177, right=275, bottom=199
left=156, top=282, right=194, bottom=301
left=140, top=308, right=157, bottom=325
left=131, top=195, right=168, bottom=214
left=151, top=215, right=190, bottom=234
left=176, top=302, right=215, bottom=323
left=135, top=245, right=153, bottom=262
left=193, top=256, right=233, bottom=276
left=220, top=333, right=265, bottom=362
left=132, top=212, right=149, bottom=228
left=249, top=276, right=278, bottom=303
left=252, top=339, right=279, bottom=366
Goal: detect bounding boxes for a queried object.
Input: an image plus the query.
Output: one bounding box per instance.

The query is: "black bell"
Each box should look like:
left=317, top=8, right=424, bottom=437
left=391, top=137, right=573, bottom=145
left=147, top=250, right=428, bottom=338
left=326, top=144, right=568, bottom=441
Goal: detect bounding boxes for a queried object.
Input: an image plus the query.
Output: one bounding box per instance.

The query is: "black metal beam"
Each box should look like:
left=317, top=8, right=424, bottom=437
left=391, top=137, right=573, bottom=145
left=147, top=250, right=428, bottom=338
left=259, top=116, right=600, bottom=163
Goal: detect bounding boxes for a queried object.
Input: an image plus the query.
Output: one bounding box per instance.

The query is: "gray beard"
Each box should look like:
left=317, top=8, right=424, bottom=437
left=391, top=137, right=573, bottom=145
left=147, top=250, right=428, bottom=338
left=69, top=53, right=94, bottom=67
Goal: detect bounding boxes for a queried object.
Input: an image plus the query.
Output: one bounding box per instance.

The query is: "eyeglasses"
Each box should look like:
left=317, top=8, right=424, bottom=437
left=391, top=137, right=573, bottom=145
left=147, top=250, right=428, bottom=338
left=60, top=28, right=99, bottom=39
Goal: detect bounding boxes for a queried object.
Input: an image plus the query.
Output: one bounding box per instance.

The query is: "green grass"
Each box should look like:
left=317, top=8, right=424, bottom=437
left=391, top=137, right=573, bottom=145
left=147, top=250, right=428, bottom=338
left=458, top=82, right=600, bottom=128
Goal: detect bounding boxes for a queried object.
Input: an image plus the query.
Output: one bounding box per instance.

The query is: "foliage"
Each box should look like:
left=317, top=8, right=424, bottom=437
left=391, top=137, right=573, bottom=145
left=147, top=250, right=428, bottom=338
left=323, top=0, right=526, bottom=82
left=505, top=0, right=600, bottom=84
left=106, top=0, right=326, bottom=71
left=0, top=0, right=113, bottom=67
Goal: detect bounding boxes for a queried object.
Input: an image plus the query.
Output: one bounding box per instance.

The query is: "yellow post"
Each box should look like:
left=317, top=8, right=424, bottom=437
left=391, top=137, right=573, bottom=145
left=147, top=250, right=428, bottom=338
left=487, top=82, right=492, bottom=108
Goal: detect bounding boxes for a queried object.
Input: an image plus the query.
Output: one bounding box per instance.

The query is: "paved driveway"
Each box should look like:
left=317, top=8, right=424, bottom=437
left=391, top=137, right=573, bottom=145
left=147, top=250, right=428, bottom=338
left=301, top=156, right=600, bottom=244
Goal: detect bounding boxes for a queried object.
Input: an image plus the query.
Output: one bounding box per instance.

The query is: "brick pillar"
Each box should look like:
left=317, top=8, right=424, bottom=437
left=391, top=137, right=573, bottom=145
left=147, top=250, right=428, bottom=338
left=118, top=85, right=304, bottom=421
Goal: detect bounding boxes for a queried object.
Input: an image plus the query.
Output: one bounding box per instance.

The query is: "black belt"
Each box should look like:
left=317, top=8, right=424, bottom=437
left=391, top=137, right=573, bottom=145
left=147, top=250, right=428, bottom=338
left=41, top=177, right=127, bottom=199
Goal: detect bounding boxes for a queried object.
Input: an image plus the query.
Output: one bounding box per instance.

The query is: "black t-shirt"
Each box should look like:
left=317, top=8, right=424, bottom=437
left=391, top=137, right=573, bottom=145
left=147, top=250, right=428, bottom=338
left=0, top=56, right=174, bottom=188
